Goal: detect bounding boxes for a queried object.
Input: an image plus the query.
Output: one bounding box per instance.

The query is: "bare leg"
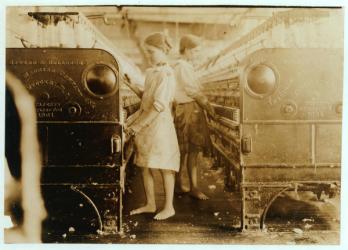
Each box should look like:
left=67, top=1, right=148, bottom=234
left=175, top=154, right=190, bottom=193
left=130, top=168, right=156, bottom=215
left=154, top=170, right=175, bottom=220
left=188, top=151, right=209, bottom=200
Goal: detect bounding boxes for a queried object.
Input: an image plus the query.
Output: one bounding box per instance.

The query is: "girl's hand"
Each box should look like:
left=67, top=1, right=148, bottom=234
left=125, top=123, right=143, bottom=139
left=205, top=105, right=219, bottom=121
left=124, top=127, right=136, bottom=141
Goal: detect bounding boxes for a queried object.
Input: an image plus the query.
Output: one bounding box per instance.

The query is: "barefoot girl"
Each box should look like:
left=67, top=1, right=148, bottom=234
left=174, top=34, right=219, bottom=200
left=125, top=32, right=180, bottom=220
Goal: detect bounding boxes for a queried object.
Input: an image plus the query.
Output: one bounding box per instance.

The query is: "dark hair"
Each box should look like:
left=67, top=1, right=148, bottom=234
left=179, top=34, right=201, bottom=54
left=144, top=32, right=172, bottom=54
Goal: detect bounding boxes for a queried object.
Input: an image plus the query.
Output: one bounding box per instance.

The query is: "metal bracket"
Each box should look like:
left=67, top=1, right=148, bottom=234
left=111, top=135, right=122, bottom=154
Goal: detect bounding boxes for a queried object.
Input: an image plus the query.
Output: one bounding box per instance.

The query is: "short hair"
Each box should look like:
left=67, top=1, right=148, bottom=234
left=144, top=32, right=172, bottom=54
left=179, top=34, right=201, bottom=55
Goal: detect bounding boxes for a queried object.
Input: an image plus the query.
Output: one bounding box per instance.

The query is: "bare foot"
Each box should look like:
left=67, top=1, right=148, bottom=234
left=154, top=207, right=175, bottom=220
left=130, top=204, right=156, bottom=215
left=174, top=185, right=190, bottom=194
left=189, top=189, right=209, bottom=200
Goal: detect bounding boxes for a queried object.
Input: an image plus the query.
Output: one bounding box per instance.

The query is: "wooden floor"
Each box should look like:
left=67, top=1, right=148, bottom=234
left=119, top=157, right=241, bottom=244
left=42, top=156, right=340, bottom=244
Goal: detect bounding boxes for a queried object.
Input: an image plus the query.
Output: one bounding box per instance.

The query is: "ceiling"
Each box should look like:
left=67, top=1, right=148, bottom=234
left=78, top=6, right=278, bottom=25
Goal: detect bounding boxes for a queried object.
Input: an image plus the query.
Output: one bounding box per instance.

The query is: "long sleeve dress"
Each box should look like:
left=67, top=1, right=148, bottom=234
left=133, top=64, right=180, bottom=172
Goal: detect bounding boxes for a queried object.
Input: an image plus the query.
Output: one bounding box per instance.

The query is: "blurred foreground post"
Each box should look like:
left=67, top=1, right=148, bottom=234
left=5, top=71, right=47, bottom=243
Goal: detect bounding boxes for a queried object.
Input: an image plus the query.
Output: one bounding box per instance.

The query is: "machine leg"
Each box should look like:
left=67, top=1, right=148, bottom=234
left=71, top=186, right=121, bottom=234
left=241, top=185, right=290, bottom=231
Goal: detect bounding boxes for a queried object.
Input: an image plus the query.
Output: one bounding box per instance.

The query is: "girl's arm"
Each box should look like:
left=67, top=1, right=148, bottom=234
left=127, top=107, right=160, bottom=135
left=126, top=70, right=170, bottom=136
left=177, top=62, right=219, bottom=120
left=193, top=93, right=218, bottom=119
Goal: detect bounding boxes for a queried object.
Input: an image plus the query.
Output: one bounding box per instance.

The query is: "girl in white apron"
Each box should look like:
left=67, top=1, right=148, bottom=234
left=125, top=32, right=180, bottom=220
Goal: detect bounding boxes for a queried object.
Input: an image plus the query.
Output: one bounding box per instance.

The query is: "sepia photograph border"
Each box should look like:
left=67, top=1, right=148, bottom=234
left=0, top=0, right=347, bottom=250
